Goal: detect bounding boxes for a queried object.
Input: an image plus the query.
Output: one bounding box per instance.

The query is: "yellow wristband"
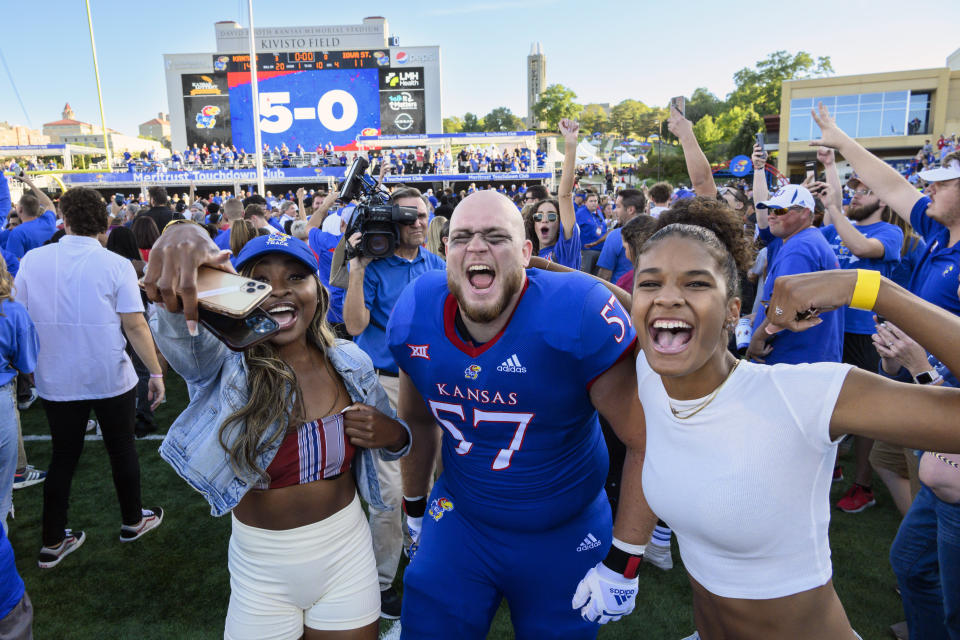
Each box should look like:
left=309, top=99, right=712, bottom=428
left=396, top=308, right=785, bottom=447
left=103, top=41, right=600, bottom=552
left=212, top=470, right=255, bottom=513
left=849, top=269, right=882, bottom=311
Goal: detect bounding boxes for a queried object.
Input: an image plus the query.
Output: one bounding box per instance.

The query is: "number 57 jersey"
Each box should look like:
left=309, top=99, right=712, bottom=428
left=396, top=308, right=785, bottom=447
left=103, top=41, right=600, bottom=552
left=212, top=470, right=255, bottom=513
left=387, top=269, right=636, bottom=532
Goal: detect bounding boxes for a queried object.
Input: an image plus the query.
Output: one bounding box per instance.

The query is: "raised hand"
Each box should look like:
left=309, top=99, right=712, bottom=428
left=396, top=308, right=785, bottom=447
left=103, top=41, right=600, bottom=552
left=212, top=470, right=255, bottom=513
left=666, top=105, right=693, bottom=140
left=751, top=144, right=767, bottom=170
left=559, top=118, right=580, bottom=143
left=816, top=146, right=835, bottom=166
left=142, top=223, right=235, bottom=335
left=809, top=102, right=847, bottom=150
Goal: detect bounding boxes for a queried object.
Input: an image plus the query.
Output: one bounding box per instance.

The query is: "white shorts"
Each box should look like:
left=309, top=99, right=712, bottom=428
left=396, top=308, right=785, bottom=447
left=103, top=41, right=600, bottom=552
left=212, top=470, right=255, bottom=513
left=224, top=493, right=380, bottom=639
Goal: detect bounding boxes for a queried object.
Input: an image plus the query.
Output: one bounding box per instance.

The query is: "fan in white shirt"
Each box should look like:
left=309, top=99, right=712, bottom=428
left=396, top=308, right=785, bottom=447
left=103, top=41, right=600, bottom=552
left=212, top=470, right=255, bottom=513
left=577, top=197, right=960, bottom=640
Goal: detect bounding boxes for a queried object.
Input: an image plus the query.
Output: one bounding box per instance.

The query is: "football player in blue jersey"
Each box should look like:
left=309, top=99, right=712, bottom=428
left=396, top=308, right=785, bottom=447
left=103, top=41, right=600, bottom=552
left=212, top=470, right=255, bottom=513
left=386, top=190, right=656, bottom=639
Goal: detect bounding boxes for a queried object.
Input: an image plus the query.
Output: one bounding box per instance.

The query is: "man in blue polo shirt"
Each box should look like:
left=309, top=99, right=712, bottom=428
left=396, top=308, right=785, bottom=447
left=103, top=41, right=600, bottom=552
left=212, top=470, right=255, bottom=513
left=595, top=189, right=646, bottom=283
left=5, top=175, right=56, bottom=259
left=343, top=186, right=444, bottom=619
left=576, top=190, right=607, bottom=252
left=747, top=184, right=843, bottom=365
left=811, top=103, right=960, bottom=640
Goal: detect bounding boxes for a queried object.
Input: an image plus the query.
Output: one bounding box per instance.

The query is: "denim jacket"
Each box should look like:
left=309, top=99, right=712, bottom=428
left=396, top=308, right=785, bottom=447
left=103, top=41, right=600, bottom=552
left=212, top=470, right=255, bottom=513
left=149, top=308, right=410, bottom=517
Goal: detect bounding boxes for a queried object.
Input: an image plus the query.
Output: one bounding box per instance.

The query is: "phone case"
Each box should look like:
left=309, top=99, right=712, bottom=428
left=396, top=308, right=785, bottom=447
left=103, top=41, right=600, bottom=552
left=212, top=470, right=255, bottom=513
left=196, top=267, right=272, bottom=318
left=198, top=307, right=280, bottom=351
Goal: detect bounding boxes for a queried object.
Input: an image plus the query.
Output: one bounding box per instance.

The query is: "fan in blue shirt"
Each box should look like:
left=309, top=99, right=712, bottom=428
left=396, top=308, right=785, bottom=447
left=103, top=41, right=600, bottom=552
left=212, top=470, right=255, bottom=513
left=387, top=189, right=650, bottom=639
left=750, top=185, right=843, bottom=365
left=819, top=184, right=903, bottom=336
left=596, top=190, right=647, bottom=283
left=576, top=193, right=607, bottom=251
left=529, top=119, right=582, bottom=269
left=4, top=176, right=56, bottom=259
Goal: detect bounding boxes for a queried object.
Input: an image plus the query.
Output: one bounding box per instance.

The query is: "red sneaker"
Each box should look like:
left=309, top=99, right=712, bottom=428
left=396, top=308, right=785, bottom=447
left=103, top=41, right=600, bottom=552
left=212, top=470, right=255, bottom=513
left=837, top=484, right=875, bottom=513
left=832, top=466, right=844, bottom=483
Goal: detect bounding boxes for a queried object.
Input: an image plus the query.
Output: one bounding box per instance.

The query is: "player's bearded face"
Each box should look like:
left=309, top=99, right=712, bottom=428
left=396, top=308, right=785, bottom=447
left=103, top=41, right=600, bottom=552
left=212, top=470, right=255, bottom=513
left=446, top=229, right=528, bottom=324
left=449, top=262, right=524, bottom=323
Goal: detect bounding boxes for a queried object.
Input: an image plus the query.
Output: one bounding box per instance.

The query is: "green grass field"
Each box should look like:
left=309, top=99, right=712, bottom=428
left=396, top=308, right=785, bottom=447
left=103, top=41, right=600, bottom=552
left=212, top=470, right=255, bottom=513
left=10, top=372, right=905, bottom=639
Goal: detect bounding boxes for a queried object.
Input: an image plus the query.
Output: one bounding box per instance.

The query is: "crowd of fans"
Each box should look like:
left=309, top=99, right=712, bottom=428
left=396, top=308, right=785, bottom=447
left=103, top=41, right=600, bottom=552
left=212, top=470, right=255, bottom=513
left=0, top=98, right=959, bottom=640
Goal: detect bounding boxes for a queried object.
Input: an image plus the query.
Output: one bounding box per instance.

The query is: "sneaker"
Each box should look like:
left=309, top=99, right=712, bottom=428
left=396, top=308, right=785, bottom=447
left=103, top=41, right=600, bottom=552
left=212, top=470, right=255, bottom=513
left=832, top=466, right=844, bottom=483
left=13, top=465, right=46, bottom=490
left=645, top=543, right=674, bottom=571
left=380, top=586, right=402, bottom=620
left=17, top=387, right=38, bottom=411
left=837, top=484, right=876, bottom=513
left=38, top=529, right=85, bottom=569
left=680, top=633, right=701, bottom=640
left=890, top=620, right=908, bottom=640
left=119, top=507, right=163, bottom=542
left=86, top=419, right=100, bottom=435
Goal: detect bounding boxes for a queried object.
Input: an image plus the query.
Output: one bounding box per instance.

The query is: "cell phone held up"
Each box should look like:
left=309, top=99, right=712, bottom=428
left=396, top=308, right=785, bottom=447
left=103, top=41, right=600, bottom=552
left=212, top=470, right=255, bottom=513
left=755, top=132, right=765, bottom=152
left=139, top=267, right=281, bottom=350
left=198, top=306, right=280, bottom=351
left=670, top=96, right=685, bottom=118
left=805, top=160, right=817, bottom=182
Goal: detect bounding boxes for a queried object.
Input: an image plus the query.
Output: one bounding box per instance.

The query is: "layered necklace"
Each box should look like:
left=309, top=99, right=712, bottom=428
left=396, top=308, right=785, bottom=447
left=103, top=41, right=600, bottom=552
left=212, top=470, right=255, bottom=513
left=668, top=359, right=741, bottom=420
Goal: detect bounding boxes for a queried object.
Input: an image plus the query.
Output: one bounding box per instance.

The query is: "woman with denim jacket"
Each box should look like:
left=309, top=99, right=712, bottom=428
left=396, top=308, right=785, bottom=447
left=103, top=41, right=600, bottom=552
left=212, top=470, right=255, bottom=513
left=145, top=227, right=411, bottom=640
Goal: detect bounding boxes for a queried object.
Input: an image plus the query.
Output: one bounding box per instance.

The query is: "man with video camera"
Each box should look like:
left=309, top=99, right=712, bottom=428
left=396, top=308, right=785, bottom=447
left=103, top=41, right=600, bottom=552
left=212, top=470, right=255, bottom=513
left=343, top=185, right=444, bottom=618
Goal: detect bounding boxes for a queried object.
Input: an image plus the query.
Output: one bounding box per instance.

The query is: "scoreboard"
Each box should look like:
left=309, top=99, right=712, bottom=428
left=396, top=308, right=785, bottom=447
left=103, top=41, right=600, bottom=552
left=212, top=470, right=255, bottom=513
left=214, top=50, right=387, bottom=73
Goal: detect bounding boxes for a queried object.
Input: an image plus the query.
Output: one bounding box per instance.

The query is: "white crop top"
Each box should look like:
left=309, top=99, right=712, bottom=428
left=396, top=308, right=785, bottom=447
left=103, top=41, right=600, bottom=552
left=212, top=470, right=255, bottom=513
left=638, top=354, right=853, bottom=599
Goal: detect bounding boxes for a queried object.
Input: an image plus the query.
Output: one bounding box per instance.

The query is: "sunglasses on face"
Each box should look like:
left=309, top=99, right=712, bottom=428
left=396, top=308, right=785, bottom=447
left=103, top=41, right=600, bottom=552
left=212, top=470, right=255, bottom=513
left=850, top=188, right=873, bottom=196
left=533, top=212, right=558, bottom=222
left=769, top=206, right=801, bottom=216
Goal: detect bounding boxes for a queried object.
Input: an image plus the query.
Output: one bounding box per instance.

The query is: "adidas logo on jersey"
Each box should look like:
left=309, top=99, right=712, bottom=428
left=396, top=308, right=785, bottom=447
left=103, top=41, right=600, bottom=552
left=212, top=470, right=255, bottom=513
left=497, top=354, right=527, bottom=374
left=577, top=533, right=602, bottom=552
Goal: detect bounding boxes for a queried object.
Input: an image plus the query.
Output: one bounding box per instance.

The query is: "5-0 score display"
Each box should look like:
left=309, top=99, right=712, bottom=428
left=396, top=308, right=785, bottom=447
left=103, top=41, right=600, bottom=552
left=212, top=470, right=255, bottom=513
left=213, top=52, right=426, bottom=150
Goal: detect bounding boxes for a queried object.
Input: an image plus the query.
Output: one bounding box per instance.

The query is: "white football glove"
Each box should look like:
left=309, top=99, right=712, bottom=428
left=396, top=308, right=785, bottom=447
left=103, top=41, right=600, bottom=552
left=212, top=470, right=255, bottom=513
left=571, top=562, right=638, bottom=624
left=404, top=515, right=423, bottom=559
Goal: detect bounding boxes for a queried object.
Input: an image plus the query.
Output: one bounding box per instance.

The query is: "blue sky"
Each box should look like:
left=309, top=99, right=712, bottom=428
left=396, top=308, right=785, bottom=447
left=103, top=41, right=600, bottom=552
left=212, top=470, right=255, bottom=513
left=1, top=0, right=958, bottom=137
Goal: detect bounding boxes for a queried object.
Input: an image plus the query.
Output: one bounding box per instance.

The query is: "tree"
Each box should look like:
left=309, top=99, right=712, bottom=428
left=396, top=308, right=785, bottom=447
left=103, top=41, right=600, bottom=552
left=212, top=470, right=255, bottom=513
left=579, top=104, right=611, bottom=136
left=728, top=50, right=834, bottom=116
left=462, top=112, right=483, bottom=132
left=727, top=109, right=765, bottom=158
left=443, top=116, right=464, bottom=134
left=685, top=87, right=726, bottom=124
left=692, top=114, right=724, bottom=158
left=533, top=84, right=582, bottom=131
left=482, top=107, right=524, bottom=132
left=609, top=99, right=650, bottom=138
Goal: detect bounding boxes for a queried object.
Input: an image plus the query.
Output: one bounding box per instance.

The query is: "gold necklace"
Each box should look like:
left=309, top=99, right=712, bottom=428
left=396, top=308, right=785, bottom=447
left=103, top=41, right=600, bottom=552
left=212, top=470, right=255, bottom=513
left=668, top=359, right=741, bottom=420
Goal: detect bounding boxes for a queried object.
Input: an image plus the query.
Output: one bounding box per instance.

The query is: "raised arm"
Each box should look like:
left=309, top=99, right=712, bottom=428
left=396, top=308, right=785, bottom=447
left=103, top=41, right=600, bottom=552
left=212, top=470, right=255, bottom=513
left=304, top=188, right=339, bottom=231
left=812, top=178, right=888, bottom=259
left=557, top=118, right=579, bottom=241
left=811, top=103, right=921, bottom=221
left=667, top=105, right=716, bottom=199
left=752, top=145, right=769, bottom=230
left=296, top=187, right=307, bottom=222
left=17, top=174, right=54, bottom=214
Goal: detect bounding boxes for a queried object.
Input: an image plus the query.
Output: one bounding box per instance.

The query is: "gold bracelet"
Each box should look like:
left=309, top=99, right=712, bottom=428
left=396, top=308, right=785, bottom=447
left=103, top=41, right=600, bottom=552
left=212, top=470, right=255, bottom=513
left=850, top=269, right=882, bottom=311
left=162, top=218, right=202, bottom=234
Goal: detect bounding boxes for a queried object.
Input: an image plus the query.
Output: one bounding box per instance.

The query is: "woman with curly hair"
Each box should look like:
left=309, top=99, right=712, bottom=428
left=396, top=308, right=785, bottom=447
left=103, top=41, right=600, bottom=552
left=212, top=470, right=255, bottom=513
left=612, top=196, right=960, bottom=639
left=144, top=225, right=411, bottom=640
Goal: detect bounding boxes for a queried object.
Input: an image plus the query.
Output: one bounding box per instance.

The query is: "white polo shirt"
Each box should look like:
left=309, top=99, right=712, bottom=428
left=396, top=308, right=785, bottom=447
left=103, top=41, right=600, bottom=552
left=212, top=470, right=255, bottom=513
left=15, top=235, right=144, bottom=401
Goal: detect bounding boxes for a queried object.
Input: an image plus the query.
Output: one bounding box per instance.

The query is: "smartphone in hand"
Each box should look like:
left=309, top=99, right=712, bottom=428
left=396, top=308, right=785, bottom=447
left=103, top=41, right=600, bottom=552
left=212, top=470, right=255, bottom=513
left=670, top=96, right=686, bottom=118
left=198, top=307, right=280, bottom=351
left=755, top=133, right=765, bottom=151
left=805, top=161, right=817, bottom=182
